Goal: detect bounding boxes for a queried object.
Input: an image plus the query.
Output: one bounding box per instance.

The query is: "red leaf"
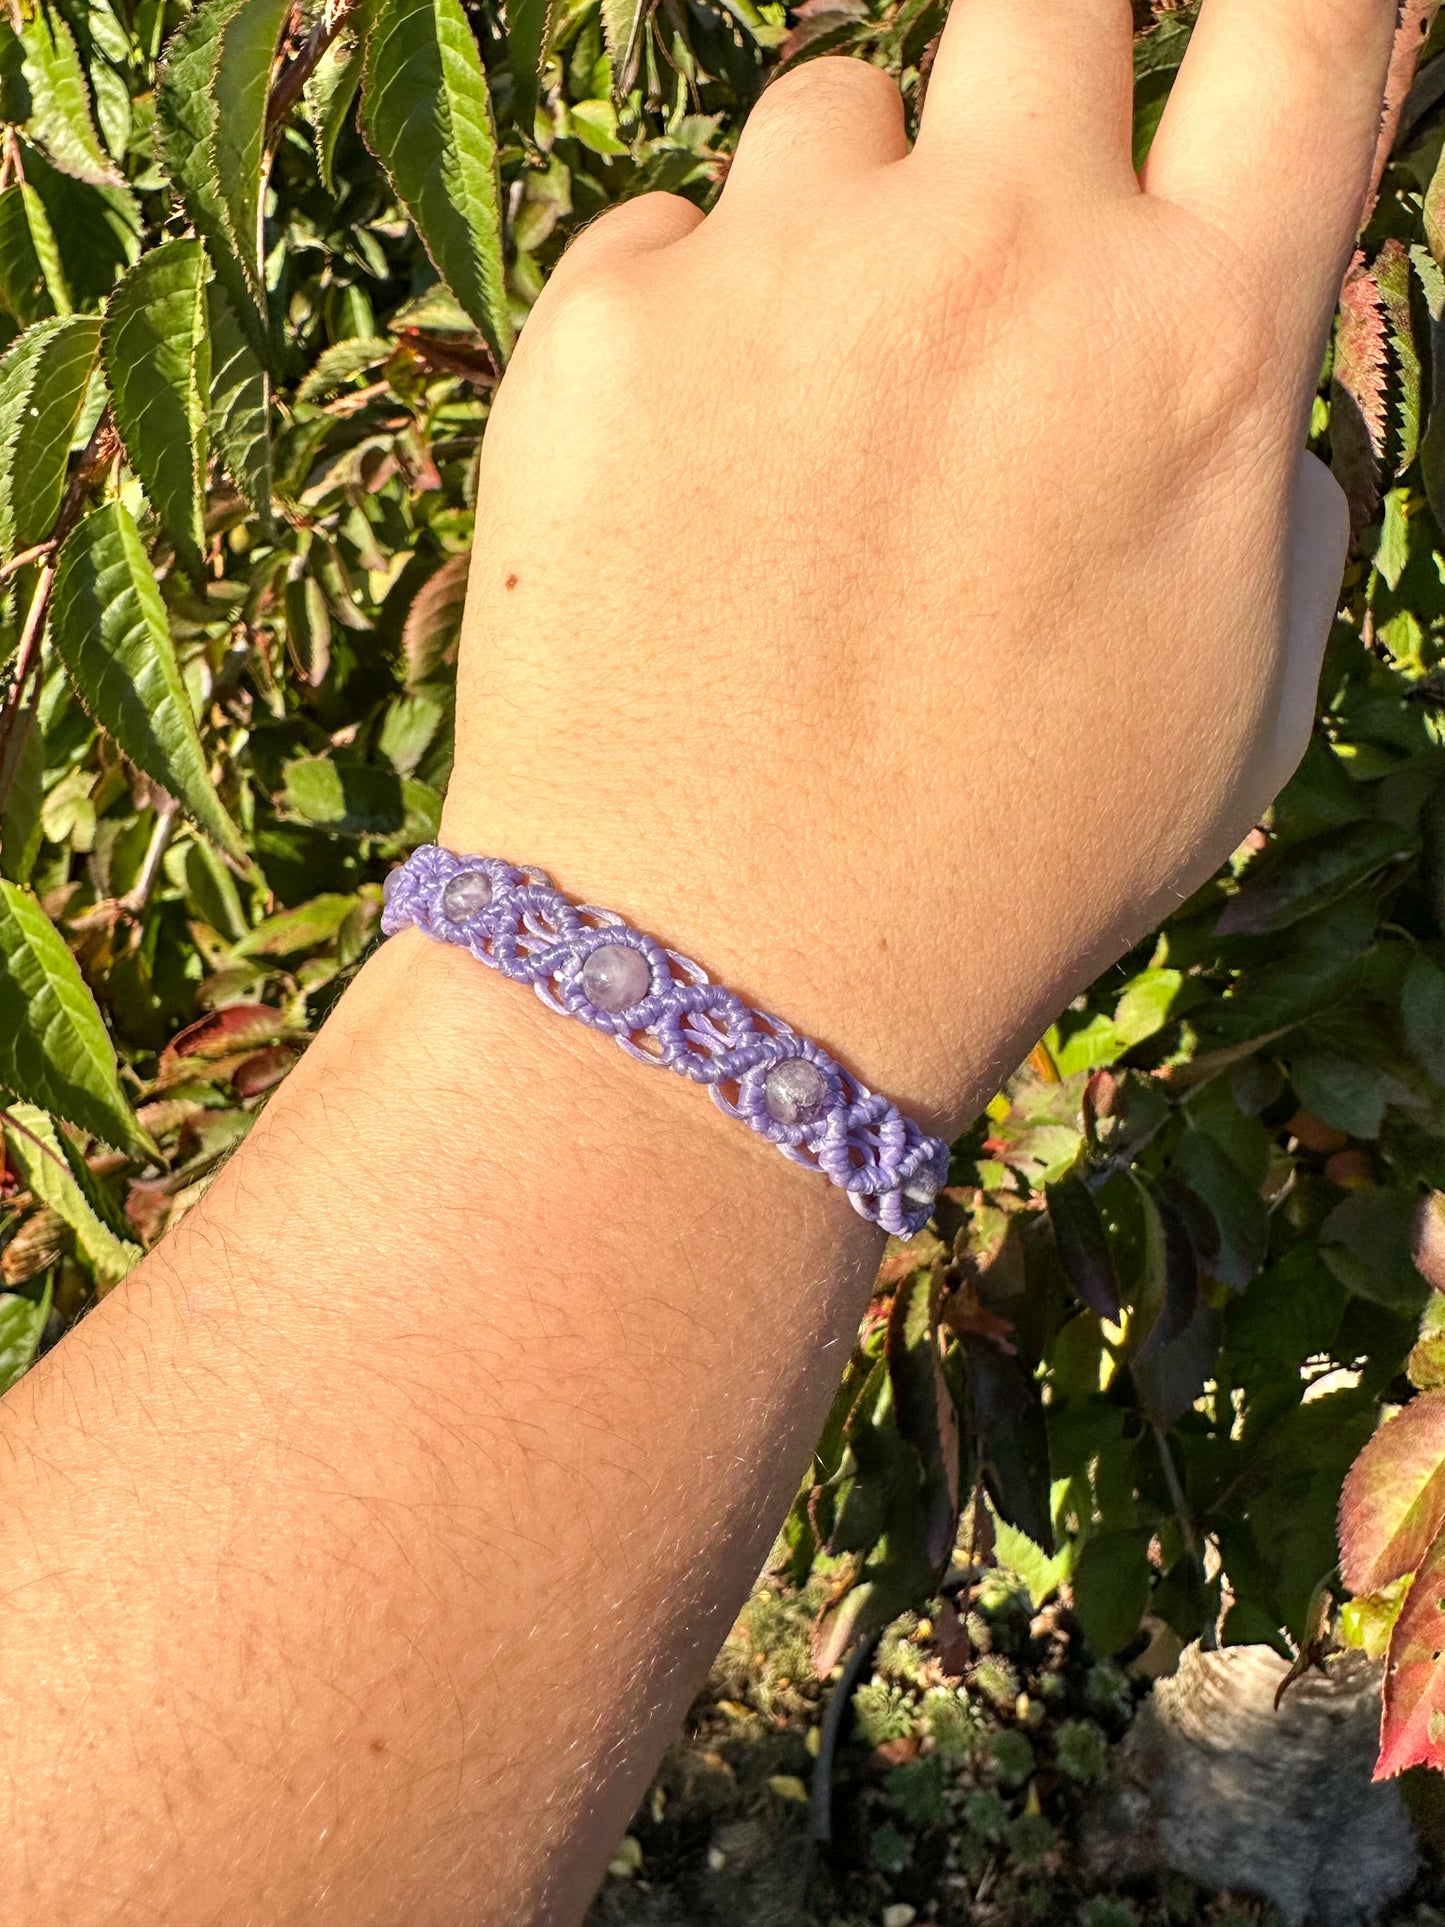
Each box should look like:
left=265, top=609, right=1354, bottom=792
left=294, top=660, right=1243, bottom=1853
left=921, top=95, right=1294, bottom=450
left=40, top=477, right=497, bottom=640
left=1369, top=1, right=1444, bottom=213
left=1332, top=253, right=1389, bottom=533
left=1340, top=1390, right=1445, bottom=1595
left=165, top=1004, right=289, bottom=1062
left=402, top=553, right=469, bottom=689
left=231, top=1046, right=296, bottom=1098
left=1377, top=1519, right=1445, bottom=1780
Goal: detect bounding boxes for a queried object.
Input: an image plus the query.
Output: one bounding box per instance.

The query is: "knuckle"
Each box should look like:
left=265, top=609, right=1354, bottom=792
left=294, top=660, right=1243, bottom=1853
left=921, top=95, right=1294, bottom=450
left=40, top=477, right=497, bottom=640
left=528, top=266, right=653, bottom=380
left=748, top=55, right=896, bottom=138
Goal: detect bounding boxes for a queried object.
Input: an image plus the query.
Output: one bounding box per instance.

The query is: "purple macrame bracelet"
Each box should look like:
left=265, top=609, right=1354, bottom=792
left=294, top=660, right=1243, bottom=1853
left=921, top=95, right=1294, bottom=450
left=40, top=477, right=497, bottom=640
left=380, top=846, right=948, bottom=1239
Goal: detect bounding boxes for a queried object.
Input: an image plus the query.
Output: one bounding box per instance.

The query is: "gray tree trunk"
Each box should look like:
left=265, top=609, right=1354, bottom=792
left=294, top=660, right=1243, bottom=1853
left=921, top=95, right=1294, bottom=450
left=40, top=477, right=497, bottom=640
left=1083, top=1644, right=1419, bottom=1927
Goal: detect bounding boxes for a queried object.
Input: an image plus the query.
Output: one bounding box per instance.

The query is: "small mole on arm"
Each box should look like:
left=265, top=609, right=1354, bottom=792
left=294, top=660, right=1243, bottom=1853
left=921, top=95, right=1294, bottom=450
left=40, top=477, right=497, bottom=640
left=505, top=572, right=519, bottom=591
left=370, top=1738, right=386, bottom=1754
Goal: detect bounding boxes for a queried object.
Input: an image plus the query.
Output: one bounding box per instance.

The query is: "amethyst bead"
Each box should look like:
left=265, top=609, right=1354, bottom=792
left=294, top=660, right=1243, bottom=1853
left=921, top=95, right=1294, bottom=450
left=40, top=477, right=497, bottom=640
left=581, top=943, right=651, bottom=1013
left=441, top=870, right=494, bottom=920
left=763, top=1057, right=828, bottom=1125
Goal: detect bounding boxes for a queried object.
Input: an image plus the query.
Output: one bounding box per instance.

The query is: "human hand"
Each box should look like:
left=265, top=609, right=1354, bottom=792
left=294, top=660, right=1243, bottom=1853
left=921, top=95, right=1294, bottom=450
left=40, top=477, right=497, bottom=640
left=441, top=0, right=1394, bottom=1132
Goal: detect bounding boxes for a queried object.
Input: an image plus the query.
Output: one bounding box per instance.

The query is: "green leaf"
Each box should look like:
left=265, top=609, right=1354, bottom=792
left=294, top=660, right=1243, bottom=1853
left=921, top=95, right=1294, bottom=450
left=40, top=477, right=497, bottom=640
left=1071, top=1529, right=1151, bottom=1657
left=600, top=0, right=646, bottom=95
left=0, top=880, right=151, bottom=1156
left=1376, top=240, right=1422, bottom=475
left=156, top=0, right=271, bottom=366
left=0, top=313, right=100, bottom=559
left=49, top=502, right=246, bottom=863
left=0, top=1278, right=50, bottom=1394
left=1322, top=1189, right=1431, bottom=1313
left=506, top=0, right=552, bottom=135
left=210, top=0, right=292, bottom=296
left=7, top=8, right=120, bottom=185
left=1216, top=822, right=1418, bottom=937
left=206, top=280, right=271, bottom=525
left=281, top=753, right=441, bottom=840
left=2, top=1100, right=140, bottom=1283
left=0, top=181, right=69, bottom=326
left=233, top=893, right=359, bottom=956
left=306, top=34, right=362, bottom=194
left=1113, top=966, right=1185, bottom=1050
left=20, top=146, right=140, bottom=307
left=1291, top=1053, right=1405, bottom=1141
left=102, top=239, right=210, bottom=579
left=360, top=0, right=514, bottom=365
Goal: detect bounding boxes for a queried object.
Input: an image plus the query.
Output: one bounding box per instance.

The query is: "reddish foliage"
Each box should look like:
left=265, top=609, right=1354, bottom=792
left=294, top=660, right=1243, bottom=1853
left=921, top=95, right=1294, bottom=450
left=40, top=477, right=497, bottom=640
left=1379, top=1521, right=1445, bottom=1780
left=165, top=1004, right=289, bottom=1062
left=1339, top=1391, right=1445, bottom=1595
left=1416, top=1192, right=1445, bottom=1294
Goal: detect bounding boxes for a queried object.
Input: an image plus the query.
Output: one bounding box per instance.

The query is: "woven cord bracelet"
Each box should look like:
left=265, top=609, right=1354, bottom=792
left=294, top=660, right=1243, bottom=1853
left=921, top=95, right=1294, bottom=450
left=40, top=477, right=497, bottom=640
left=381, top=846, right=949, bottom=1239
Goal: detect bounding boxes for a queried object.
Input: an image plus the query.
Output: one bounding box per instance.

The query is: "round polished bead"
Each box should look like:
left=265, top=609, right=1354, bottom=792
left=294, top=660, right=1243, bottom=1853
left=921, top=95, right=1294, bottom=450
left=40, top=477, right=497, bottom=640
left=580, top=942, right=651, bottom=1013
left=763, top=1057, right=828, bottom=1126
left=441, top=870, right=494, bottom=920
left=902, top=1170, right=940, bottom=1210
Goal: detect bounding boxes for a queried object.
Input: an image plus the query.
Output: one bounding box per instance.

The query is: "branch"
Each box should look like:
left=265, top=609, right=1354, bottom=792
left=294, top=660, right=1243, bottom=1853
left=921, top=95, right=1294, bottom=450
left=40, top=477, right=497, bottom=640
left=264, top=0, right=357, bottom=150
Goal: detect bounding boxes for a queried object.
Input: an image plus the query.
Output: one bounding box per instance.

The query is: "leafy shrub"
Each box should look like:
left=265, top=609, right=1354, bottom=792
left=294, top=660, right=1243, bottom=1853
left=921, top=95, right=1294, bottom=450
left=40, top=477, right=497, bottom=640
left=2, top=0, right=1445, bottom=1789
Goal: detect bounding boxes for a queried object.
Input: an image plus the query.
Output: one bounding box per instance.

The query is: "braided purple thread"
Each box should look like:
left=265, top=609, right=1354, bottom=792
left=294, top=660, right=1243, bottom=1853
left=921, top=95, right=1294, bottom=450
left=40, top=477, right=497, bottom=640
left=381, top=845, right=948, bottom=1238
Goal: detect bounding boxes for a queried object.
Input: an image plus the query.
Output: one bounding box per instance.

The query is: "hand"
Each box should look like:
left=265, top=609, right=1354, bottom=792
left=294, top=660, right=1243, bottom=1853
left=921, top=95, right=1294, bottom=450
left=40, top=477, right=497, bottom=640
left=441, top=0, right=1393, bottom=1133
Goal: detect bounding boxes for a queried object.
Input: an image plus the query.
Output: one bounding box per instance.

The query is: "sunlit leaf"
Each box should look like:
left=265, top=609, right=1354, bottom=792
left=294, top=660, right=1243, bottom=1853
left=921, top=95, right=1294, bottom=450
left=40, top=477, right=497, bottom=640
left=102, top=239, right=210, bottom=579
left=360, top=0, right=514, bottom=364
left=0, top=313, right=99, bottom=559
left=0, top=881, right=151, bottom=1156
left=50, top=502, right=246, bottom=863
left=1340, top=1391, right=1445, bottom=1596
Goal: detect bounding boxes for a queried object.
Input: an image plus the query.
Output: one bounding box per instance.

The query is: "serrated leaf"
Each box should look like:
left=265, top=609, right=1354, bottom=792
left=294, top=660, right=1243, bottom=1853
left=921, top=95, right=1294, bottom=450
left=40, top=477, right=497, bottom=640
left=206, top=279, right=271, bottom=525
left=2, top=1100, right=139, bottom=1282
left=1377, top=1519, right=1445, bottom=1779
left=0, top=181, right=69, bottom=326
left=402, top=550, right=468, bottom=686
left=507, top=0, right=552, bottom=134
left=209, top=0, right=292, bottom=287
left=8, top=8, right=121, bottom=185
left=156, top=0, right=272, bottom=366
left=1071, top=1529, right=1152, bottom=1657
left=305, top=33, right=362, bottom=194
left=600, top=0, right=646, bottom=94
left=1340, top=1391, right=1445, bottom=1595
left=1376, top=239, right=1422, bottom=475
left=102, top=239, right=210, bottom=579
left=0, top=313, right=100, bottom=560
left=233, top=893, right=358, bottom=956
left=21, top=147, right=140, bottom=307
left=1333, top=254, right=1389, bottom=535
left=361, top=0, right=514, bottom=365
left=1046, top=1172, right=1122, bottom=1322
left=0, top=1278, right=50, bottom=1393
left=0, top=880, right=151, bottom=1156
left=49, top=502, right=245, bottom=863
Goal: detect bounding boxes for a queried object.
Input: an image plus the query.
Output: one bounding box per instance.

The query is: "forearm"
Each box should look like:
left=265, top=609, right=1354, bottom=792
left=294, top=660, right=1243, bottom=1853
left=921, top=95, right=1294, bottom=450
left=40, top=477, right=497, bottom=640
left=0, top=928, right=889, bottom=1926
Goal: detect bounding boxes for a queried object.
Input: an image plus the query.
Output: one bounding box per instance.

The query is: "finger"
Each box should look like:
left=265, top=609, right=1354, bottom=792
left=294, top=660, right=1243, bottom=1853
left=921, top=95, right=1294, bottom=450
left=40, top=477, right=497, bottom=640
left=543, top=193, right=704, bottom=301
left=914, top=0, right=1135, bottom=187
left=1270, top=453, right=1351, bottom=787
left=719, top=58, right=907, bottom=204
left=1144, top=0, right=1396, bottom=318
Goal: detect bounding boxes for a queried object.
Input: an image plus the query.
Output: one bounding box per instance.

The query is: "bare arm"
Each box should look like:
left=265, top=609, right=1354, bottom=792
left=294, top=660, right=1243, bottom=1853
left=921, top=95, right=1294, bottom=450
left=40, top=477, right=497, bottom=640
left=0, top=1, right=1398, bottom=1921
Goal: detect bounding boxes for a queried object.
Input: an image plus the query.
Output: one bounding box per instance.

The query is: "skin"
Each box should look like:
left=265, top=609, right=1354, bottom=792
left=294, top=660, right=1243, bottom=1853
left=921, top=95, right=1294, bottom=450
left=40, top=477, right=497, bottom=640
left=0, top=1, right=1399, bottom=1921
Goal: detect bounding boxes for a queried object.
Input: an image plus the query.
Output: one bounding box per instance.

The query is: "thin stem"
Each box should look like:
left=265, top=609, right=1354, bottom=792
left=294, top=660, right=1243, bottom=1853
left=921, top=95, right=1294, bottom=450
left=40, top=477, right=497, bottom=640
left=0, top=541, right=55, bottom=585
left=264, top=0, right=356, bottom=149
left=118, top=800, right=180, bottom=918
